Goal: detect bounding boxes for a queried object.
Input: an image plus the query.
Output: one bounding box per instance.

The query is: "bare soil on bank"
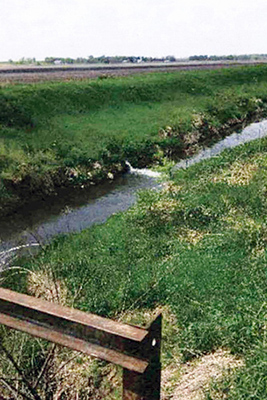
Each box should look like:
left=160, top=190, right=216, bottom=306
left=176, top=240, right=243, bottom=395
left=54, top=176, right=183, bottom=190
left=162, top=350, right=244, bottom=400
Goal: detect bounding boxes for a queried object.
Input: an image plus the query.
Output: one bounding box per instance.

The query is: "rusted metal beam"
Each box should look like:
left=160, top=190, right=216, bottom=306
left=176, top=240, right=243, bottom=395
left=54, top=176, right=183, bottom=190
left=0, top=312, right=148, bottom=373
left=0, top=288, right=148, bottom=372
left=0, top=288, right=162, bottom=398
left=0, top=288, right=147, bottom=341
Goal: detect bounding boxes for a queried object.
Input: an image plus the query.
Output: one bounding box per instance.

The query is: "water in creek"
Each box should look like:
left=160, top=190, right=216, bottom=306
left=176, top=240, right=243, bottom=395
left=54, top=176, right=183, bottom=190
left=172, top=119, right=267, bottom=171
left=0, top=169, right=162, bottom=267
left=1, top=119, right=267, bottom=268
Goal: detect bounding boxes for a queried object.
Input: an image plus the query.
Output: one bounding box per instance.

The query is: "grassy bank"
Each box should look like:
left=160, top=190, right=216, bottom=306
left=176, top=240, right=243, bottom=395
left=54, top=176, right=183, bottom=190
left=1, top=65, right=267, bottom=215
left=2, top=135, right=267, bottom=398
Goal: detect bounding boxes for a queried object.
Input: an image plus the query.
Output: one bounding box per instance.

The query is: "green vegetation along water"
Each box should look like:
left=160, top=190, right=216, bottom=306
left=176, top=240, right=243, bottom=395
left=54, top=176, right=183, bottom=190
left=2, top=133, right=267, bottom=398
left=2, top=65, right=267, bottom=216
left=1, top=120, right=267, bottom=271
left=2, top=66, right=267, bottom=398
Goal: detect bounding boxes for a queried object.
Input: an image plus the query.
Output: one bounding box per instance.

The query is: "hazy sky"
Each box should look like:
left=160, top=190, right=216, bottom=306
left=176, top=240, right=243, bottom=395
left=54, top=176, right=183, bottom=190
left=1, top=0, right=267, bottom=61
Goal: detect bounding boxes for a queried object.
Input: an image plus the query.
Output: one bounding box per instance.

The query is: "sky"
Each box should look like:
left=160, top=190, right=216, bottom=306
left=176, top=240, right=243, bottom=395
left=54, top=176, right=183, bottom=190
left=1, top=0, right=267, bottom=61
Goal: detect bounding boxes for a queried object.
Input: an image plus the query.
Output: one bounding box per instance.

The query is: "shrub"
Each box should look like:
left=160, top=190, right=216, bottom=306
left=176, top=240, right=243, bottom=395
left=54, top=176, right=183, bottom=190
left=0, top=93, right=33, bottom=128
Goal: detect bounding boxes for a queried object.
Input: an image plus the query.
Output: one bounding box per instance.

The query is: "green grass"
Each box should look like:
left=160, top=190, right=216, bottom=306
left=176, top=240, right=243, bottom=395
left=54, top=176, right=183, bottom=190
left=2, top=136, right=267, bottom=397
left=2, top=65, right=267, bottom=397
left=2, top=65, right=267, bottom=213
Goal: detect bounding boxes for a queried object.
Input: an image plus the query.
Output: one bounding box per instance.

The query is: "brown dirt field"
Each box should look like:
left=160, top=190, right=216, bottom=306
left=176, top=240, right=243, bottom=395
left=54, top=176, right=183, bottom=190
left=0, top=62, right=264, bottom=84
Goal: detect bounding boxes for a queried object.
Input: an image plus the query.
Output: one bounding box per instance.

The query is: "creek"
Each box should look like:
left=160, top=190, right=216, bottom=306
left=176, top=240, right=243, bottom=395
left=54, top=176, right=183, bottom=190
left=0, top=168, right=161, bottom=267
left=1, top=119, right=267, bottom=268
left=172, top=119, right=267, bottom=171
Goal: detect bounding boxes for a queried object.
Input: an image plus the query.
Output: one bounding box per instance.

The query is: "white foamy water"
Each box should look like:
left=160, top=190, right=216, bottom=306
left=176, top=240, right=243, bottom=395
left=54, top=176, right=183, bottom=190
left=126, top=161, right=162, bottom=178
left=173, top=119, right=267, bottom=171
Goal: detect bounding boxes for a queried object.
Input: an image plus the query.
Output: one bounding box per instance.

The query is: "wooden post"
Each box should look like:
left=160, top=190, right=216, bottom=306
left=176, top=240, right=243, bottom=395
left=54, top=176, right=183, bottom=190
left=123, top=313, right=161, bottom=400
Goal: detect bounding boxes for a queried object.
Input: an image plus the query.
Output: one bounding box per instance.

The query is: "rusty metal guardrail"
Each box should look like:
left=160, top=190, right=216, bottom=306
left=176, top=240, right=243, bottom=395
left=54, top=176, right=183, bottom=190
left=0, top=287, right=161, bottom=399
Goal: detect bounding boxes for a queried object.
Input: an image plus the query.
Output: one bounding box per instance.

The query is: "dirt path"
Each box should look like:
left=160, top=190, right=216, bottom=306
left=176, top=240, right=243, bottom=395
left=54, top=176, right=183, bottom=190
left=162, top=349, right=244, bottom=400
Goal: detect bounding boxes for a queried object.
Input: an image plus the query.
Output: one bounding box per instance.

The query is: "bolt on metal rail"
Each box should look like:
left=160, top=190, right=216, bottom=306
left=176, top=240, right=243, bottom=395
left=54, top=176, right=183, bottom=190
left=0, top=287, right=161, bottom=399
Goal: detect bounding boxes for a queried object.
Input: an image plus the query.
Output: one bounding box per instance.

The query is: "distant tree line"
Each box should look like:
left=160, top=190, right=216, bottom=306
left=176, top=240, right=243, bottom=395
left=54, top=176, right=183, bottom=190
left=189, top=54, right=267, bottom=61
left=43, top=55, right=177, bottom=65
left=7, top=54, right=267, bottom=65
left=9, top=57, right=40, bottom=65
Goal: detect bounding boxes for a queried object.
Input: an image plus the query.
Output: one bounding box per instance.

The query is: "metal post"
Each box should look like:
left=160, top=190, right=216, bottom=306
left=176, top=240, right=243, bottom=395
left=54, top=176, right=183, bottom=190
left=123, top=313, right=162, bottom=400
